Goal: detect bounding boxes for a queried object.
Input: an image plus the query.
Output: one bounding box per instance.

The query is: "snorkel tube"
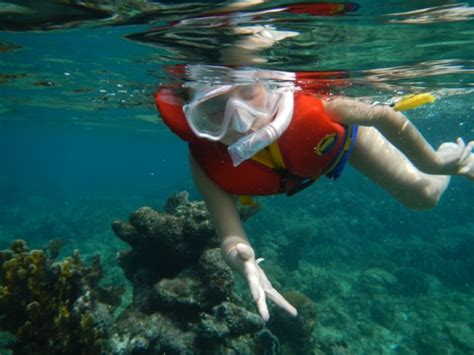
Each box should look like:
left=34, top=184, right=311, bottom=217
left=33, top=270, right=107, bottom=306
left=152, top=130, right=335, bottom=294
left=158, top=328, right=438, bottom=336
left=228, top=91, right=294, bottom=166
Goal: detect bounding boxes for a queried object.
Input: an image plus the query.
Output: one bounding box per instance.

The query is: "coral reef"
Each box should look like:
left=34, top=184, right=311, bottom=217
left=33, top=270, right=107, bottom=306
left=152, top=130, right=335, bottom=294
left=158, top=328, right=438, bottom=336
left=2, top=184, right=472, bottom=354
left=249, top=183, right=474, bottom=354
left=109, top=192, right=277, bottom=354
left=385, top=225, right=474, bottom=291
left=0, top=239, right=123, bottom=354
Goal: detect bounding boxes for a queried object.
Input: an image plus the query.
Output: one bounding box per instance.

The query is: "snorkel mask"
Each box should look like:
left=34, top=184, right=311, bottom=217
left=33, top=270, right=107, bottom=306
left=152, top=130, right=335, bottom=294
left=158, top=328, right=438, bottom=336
left=183, top=65, right=295, bottom=166
left=227, top=90, right=293, bottom=166
left=183, top=85, right=235, bottom=141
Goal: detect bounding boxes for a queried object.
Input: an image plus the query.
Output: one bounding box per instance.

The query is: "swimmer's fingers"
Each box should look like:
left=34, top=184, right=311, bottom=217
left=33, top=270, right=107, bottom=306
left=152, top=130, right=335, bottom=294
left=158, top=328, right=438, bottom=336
left=459, top=140, right=473, bottom=163
left=245, top=260, right=270, bottom=321
left=265, top=287, right=298, bottom=317
left=233, top=244, right=298, bottom=321
left=436, top=139, right=473, bottom=174
left=255, top=260, right=298, bottom=318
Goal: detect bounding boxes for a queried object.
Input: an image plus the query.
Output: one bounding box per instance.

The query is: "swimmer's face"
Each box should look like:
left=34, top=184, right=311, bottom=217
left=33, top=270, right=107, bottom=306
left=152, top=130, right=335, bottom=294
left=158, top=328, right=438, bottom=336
left=221, top=84, right=274, bottom=144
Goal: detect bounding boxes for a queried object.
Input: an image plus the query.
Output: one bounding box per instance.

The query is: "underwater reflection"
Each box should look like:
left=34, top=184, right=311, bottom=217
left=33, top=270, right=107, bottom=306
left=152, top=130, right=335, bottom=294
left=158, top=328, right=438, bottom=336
left=0, top=1, right=359, bottom=31
left=126, top=1, right=359, bottom=66
left=385, top=3, right=474, bottom=24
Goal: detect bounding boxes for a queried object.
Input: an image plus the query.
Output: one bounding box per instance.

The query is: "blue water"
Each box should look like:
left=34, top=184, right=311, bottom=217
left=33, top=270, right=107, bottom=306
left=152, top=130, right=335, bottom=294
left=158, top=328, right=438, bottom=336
left=1, top=1, right=474, bottom=353
left=0, top=26, right=187, bottom=200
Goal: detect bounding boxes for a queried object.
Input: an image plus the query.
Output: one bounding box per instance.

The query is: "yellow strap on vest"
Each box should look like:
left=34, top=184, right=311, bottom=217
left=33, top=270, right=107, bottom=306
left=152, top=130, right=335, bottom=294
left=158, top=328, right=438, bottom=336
left=251, top=148, right=275, bottom=169
left=268, top=141, right=286, bottom=168
left=238, top=142, right=286, bottom=204
left=250, top=141, right=286, bottom=169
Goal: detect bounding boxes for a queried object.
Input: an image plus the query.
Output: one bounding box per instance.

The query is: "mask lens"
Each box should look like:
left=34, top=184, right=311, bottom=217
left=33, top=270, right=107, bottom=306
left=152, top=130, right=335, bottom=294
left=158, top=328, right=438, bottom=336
left=184, top=86, right=232, bottom=140
left=184, top=84, right=276, bottom=141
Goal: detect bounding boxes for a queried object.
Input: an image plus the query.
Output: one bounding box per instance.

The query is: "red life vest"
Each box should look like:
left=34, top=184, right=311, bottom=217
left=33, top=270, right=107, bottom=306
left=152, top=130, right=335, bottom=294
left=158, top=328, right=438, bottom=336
left=155, top=86, right=352, bottom=196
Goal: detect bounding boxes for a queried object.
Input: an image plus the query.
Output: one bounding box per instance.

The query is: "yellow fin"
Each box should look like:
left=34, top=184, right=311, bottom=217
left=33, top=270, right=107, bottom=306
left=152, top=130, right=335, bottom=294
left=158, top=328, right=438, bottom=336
left=239, top=195, right=257, bottom=207
left=393, top=93, right=436, bottom=111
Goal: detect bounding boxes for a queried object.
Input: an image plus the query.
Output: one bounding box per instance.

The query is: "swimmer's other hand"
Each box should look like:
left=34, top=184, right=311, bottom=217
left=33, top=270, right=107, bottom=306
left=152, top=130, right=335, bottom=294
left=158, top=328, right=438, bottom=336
left=224, top=243, right=298, bottom=321
left=436, top=138, right=474, bottom=178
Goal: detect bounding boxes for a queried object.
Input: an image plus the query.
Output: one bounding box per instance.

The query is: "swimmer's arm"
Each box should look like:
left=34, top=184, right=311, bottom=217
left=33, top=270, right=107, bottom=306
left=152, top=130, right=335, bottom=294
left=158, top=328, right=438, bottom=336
left=324, top=97, right=448, bottom=174
left=189, top=153, right=250, bottom=254
left=190, top=153, right=298, bottom=320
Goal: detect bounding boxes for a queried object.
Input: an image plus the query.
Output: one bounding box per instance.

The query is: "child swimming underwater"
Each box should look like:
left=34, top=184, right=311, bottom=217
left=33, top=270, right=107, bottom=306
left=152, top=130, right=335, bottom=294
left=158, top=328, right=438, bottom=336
left=155, top=65, right=474, bottom=321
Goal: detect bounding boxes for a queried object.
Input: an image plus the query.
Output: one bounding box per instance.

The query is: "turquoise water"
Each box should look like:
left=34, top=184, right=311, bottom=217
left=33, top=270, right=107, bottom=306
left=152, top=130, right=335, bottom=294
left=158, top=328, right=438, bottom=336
left=1, top=1, right=473, bottom=353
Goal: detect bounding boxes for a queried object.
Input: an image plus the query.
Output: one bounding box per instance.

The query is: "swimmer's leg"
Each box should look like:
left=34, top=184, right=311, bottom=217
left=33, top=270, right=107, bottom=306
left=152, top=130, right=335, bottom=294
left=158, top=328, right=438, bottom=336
left=349, top=126, right=450, bottom=209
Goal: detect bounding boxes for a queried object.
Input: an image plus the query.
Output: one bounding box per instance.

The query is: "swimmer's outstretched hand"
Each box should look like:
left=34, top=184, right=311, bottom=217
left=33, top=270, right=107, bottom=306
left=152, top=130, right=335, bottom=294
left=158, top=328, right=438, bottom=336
left=436, top=138, right=474, bottom=178
left=224, top=242, right=298, bottom=321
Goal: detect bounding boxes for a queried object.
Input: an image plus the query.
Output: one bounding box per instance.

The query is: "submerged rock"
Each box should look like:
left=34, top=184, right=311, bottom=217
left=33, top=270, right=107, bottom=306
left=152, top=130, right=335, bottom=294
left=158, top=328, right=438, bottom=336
left=147, top=248, right=235, bottom=313
left=268, top=291, right=317, bottom=354
left=109, top=192, right=274, bottom=354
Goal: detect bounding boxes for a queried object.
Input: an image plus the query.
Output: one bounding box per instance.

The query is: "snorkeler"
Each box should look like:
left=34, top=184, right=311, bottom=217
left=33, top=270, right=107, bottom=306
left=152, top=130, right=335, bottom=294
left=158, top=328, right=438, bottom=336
left=155, top=65, right=474, bottom=321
